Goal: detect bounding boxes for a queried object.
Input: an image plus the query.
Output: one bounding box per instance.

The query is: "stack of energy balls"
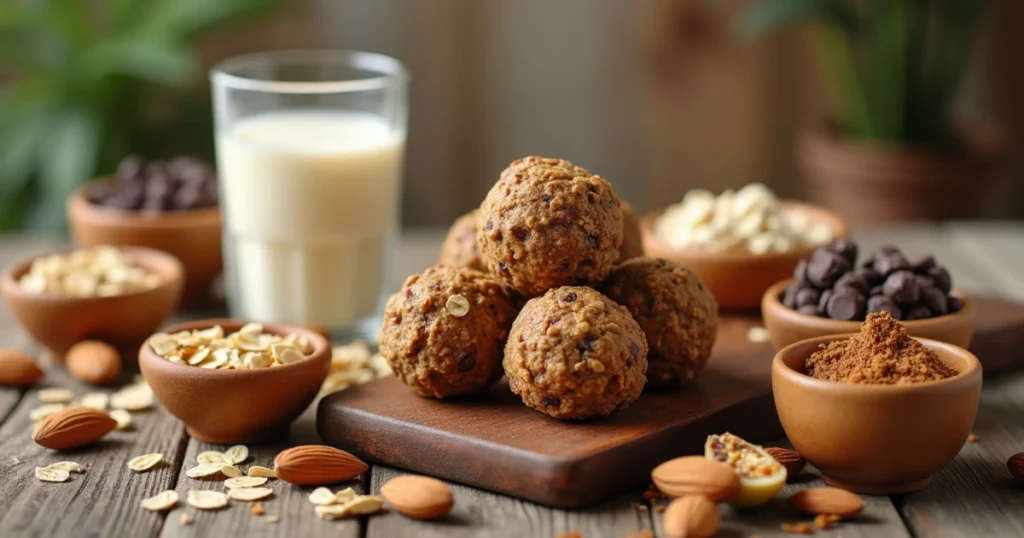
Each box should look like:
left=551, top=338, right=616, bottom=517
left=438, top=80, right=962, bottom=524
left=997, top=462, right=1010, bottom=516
left=380, top=156, right=718, bottom=420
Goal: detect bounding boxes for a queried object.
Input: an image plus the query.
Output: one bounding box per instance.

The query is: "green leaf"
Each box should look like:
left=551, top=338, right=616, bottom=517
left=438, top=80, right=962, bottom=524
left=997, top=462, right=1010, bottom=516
left=34, top=107, right=100, bottom=231
left=868, top=0, right=913, bottom=141
left=135, top=0, right=276, bottom=40
left=736, top=0, right=856, bottom=40
left=80, top=38, right=195, bottom=86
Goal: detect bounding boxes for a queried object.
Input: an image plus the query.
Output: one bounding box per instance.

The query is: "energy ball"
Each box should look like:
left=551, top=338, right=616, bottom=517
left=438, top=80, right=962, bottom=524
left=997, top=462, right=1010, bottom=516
left=477, top=156, right=624, bottom=298
left=618, top=201, right=645, bottom=261
left=602, top=258, right=718, bottom=387
left=381, top=266, right=517, bottom=398
left=438, top=209, right=487, bottom=272
left=504, top=286, right=648, bottom=420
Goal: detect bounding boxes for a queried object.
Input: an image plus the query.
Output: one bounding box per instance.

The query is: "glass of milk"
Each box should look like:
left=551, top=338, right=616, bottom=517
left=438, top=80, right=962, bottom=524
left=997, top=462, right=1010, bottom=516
left=211, top=50, right=407, bottom=338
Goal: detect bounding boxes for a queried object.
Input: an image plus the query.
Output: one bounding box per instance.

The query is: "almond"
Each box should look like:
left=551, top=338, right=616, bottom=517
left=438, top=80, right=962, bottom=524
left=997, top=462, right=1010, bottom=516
left=380, top=475, right=454, bottom=520
left=65, top=341, right=121, bottom=385
left=651, top=456, right=740, bottom=502
left=1007, top=452, right=1024, bottom=482
left=33, top=406, right=117, bottom=450
left=766, top=447, right=806, bottom=479
left=662, top=495, right=720, bottom=538
left=0, top=349, right=43, bottom=387
left=788, top=487, right=864, bottom=517
left=273, top=445, right=368, bottom=486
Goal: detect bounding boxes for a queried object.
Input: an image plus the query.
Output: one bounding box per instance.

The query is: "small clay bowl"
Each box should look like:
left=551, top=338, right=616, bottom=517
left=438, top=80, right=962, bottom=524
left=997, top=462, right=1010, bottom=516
left=1, top=246, right=183, bottom=359
left=762, top=279, right=975, bottom=351
left=138, top=319, right=331, bottom=444
left=772, top=335, right=982, bottom=494
left=641, top=202, right=848, bottom=310
left=67, top=179, right=222, bottom=307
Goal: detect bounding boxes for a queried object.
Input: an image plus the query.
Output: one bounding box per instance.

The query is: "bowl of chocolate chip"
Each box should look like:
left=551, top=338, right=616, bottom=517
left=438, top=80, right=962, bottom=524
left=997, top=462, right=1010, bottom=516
left=67, top=155, right=221, bottom=306
left=772, top=312, right=982, bottom=494
left=761, top=240, right=975, bottom=351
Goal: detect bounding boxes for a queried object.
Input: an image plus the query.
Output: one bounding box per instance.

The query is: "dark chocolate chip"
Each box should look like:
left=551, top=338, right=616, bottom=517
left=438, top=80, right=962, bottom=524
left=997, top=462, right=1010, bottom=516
left=795, top=287, right=821, bottom=307
left=587, top=236, right=599, bottom=249
left=883, top=270, right=921, bottom=305
left=867, top=295, right=903, bottom=320
left=947, top=295, right=964, bottom=313
left=807, top=249, right=850, bottom=288
left=782, top=284, right=801, bottom=309
left=904, top=305, right=933, bottom=320
left=117, top=155, right=145, bottom=181
left=818, top=289, right=833, bottom=312
left=921, top=286, right=948, bottom=315
left=869, top=285, right=884, bottom=297
left=826, top=239, right=858, bottom=264
left=498, top=263, right=509, bottom=274
left=630, top=342, right=640, bottom=359
left=456, top=352, right=477, bottom=372
left=541, top=193, right=551, bottom=203
left=912, top=255, right=937, bottom=274
left=797, top=304, right=820, bottom=316
left=511, top=226, right=529, bottom=241
left=853, top=267, right=882, bottom=285
left=874, top=245, right=902, bottom=257
left=928, top=266, right=952, bottom=293
left=916, top=275, right=935, bottom=289
left=874, top=253, right=911, bottom=276
left=792, top=259, right=809, bottom=284
left=834, top=272, right=869, bottom=294
left=541, top=396, right=561, bottom=407
left=562, top=292, right=578, bottom=303
left=826, top=288, right=866, bottom=321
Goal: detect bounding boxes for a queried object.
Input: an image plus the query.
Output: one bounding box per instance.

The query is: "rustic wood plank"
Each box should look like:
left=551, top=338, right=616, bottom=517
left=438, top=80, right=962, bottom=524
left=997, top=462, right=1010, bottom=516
left=156, top=407, right=364, bottom=538
left=367, top=466, right=653, bottom=538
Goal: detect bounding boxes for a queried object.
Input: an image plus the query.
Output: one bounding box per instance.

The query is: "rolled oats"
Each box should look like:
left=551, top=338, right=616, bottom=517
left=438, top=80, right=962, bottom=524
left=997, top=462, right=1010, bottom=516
left=140, top=490, right=179, bottom=511
left=186, top=463, right=224, bottom=478
left=110, top=383, right=153, bottom=411
left=38, top=388, right=74, bottom=403
left=18, top=246, right=159, bottom=297
left=109, top=409, right=132, bottom=430
left=35, top=466, right=70, bottom=482
left=128, top=453, right=164, bottom=472
left=265, top=515, right=280, bottom=523
left=335, top=487, right=357, bottom=504
left=197, top=451, right=231, bottom=465
left=746, top=326, right=771, bottom=344
left=586, top=359, right=606, bottom=373
left=46, top=461, right=85, bottom=473
left=220, top=465, right=243, bottom=478
left=224, top=445, right=249, bottom=464
left=308, top=487, right=337, bottom=505
left=78, top=392, right=109, bottom=410
left=225, top=476, right=267, bottom=489
left=149, top=324, right=312, bottom=370
left=344, top=495, right=385, bottom=515
left=445, top=294, right=471, bottom=317
left=248, top=465, right=277, bottom=478
left=227, top=487, right=273, bottom=501
left=320, top=341, right=392, bottom=396
left=187, top=489, right=229, bottom=510
left=314, top=504, right=350, bottom=520
left=30, top=403, right=66, bottom=421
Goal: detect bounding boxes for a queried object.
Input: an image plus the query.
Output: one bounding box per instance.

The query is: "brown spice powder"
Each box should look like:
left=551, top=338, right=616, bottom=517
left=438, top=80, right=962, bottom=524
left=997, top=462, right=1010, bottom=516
left=805, top=312, right=956, bottom=384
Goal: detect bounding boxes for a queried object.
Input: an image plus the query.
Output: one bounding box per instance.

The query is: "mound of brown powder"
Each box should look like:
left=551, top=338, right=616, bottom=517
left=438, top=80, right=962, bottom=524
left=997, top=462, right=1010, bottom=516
left=805, top=311, right=957, bottom=384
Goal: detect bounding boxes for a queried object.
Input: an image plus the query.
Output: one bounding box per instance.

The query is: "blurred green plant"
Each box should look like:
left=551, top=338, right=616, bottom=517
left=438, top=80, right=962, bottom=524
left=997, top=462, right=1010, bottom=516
left=0, top=0, right=277, bottom=231
left=730, top=0, right=985, bottom=147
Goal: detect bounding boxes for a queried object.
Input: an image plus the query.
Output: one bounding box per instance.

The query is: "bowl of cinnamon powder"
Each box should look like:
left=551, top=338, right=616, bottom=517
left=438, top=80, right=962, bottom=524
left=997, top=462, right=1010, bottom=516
left=772, top=312, right=982, bottom=495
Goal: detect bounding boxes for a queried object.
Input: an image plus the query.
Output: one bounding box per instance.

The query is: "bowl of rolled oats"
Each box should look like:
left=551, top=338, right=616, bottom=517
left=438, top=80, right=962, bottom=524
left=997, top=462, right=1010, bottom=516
left=0, top=245, right=184, bottom=357
left=139, top=319, right=331, bottom=444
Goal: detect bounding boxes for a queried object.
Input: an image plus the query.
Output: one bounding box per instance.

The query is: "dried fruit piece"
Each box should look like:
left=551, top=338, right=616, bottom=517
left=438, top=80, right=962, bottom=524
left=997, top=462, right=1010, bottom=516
left=225, top=445, right=249, bottom=464
left=250, top=503, right=265, bottom=515
left=0, top=349, right=43, bottom=387
left=38, top=388, right=74, bottom=403
left=197, top=451, right=231, bottom=465
left=651, top=456, right=740, bottom=502
left=46, top=461, right=85, bottom=473
left=220, top=465, right=243, bottom=478
left=380, top=475, right=454, bottom=520
left=309, top=487, right=338, bottom=505
left=186, top=463, right=224, bottom=478
left=662, top=495, right=720, bottom=538
left=29, top=403, right=65, bottom=421
left=225, top=476, right=267, bottom=489
left=187, top=489, right=229, bottom=510
left=789, top=488, right=864, bottom=517
left=109, top=409, right=132, bottom=430
left=273, top=445, right=368, bottom=486
left=227, top=487, right=274, bottom=501
left=705, top=432, right=787, bottom=507
left=1007, top=453, right=1024, bottom=482
left=140, top=490, right=179, bottom=511
left=128, top=453, right=164, bottom=472
left=765, top=447, right=805, bottom=479
left=33, top=407, right=117, bottom=450
left=248, top=466, right=276, bottom=478
left=35, top=466, right=70, bottom=482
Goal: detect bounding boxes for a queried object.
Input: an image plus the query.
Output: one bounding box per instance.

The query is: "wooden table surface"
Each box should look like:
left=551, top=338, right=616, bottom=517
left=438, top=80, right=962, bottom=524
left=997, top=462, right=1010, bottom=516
left=2, top=222, right=1024, bottom=538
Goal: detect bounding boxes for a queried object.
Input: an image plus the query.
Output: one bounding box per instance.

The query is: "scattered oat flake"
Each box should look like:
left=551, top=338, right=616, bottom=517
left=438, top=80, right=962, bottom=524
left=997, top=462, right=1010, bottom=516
left=225, top=445, right=248, bottom=464
left=30, top=403, right=66, bottom=421
left=35, top=466, right=70, bottom=482
left=110, top=385, right=153, bottom=411
left=747, top=326, right=771, bottom=344
left=220, top=464, right=243, bottom=478
left=248, top=465, right=276, bottom=478
left=38, top=388, right=74, bottom=403
left=968, top=433, right=980, bottom=443
left=79, top=393, right=109, bottom=410
left=187, top=489, right=229, bottom=510
left=197, top=451, right=231, bottom=465
left=179, top=512, right=192, bottom=526
left=46, top=461, right=85, bottom=473
left=265, top=515, right=280, bottom=523
left=344, top=495, right=384, bottom=515
left=140, top=490, right=179, bottom=511
left=250, top=502, right=265, bottom=515
left=445, top=294, right=470, bottom=317
left=335, top=487, right=357, bottom=504
left=225, top=476, right=267, bottom=489
left=109, top=409, right=132, bottom=430
left=228, top=487, right=273, bottom=502
left=309, top=487, right=337, bottom=505
left=186, top=463, right=224, bottom=478
left=128, top=453, right=164, bottom=472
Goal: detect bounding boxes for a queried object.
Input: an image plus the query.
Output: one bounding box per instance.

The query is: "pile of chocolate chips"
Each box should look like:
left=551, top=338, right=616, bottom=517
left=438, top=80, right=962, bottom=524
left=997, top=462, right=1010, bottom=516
left=783, top=239, right=963, bottom=321
left=89, top=155, right=219, bottom=212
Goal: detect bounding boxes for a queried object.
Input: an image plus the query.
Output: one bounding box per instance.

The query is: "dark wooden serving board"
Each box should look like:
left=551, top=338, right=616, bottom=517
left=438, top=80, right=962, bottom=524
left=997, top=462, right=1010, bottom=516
left=317, top=297, right=1024, bottom=508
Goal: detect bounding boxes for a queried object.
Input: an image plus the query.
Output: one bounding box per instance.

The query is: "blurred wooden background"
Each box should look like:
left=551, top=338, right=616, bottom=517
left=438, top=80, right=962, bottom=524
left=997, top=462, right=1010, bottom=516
left=195, top=0, right=1024, bottom=227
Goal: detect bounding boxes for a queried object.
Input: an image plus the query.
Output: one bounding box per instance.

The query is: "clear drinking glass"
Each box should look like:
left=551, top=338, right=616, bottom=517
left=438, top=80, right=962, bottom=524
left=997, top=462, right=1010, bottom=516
left=211, top=50, right=408, bottom=339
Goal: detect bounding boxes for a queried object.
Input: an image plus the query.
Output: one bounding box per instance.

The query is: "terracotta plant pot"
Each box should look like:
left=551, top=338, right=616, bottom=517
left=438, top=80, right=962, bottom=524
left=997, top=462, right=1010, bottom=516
left=67, top=179, right=223, bottom=307
left=797, top=124, right=1000, bottom=225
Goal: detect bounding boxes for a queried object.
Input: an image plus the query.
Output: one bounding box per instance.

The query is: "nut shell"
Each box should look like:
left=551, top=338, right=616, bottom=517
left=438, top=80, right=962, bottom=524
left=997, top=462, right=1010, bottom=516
left=33, top=406, right=117, bottom=450
left=0, top=348, right=43, bottom=386
left=66, top=340, right=121, bottom=385
left=766, top=447, right=806, bottom=479
left=1007, top=453, right=1024, bottom=482
left=663, top=495, right=721, bottom=538
left=651, top=456, right=740, bottom=502
left=380, top=474, right=454, bottom=520
left=273, top=445, right=368, bottom=486
left=788, top=487, right=865, bottom=517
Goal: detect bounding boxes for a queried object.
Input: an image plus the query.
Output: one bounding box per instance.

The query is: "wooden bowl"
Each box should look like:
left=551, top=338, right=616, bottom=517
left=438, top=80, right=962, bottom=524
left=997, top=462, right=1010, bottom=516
left=0, top=246, right=183, bottom=359
left=67, top=179, right=222, bottom=307
left=772, top=335, right=982, bottom=494
left=641, top=202, right=847, bottom=310
left=138, top=319, right=331, bottom=444
left=761, top=279, right=976, bottom=351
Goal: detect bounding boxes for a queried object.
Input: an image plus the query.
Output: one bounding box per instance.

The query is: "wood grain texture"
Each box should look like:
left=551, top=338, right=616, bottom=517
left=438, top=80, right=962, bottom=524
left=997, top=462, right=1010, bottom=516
left=368, top=465, right=654, bottom=538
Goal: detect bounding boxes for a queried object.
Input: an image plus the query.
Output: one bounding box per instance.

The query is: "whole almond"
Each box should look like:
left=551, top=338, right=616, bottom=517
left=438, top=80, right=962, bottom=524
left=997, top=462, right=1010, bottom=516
left=273, top=445, right=368, bottom=486
left=789, top=487, right=864, bottom=517
left=1007, top=453, right=1024, bottom=482
left=380, top=475, right=454, bottom=520
left=766, top=447, right=805, bottom=479
left=651, top=455, right=740, bottom=502
left=66, top=341, right=121, bottom=385
left=663, top=495, right=720, bottom=538
left=0, top=349, right=43, bottom=387
left=33, top=406, right=117, bottom=450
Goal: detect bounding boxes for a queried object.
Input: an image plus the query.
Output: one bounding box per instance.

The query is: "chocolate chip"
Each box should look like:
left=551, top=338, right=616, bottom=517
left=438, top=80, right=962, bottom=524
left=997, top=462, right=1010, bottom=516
left=630, top=342, right=640, bottom=359
left=580, top=337, right=597, bottom=352
left=883, top=270, right=921, bottom=305
left=948, top=295, right=964, bottom=313
left=541, top=396, right=561, bottom=407
left=795, top=287, right=820, bottom=307
left=905, top=305, right=933, bottom=320
left=921, top=286, right=948, bottom=315
left=792, top=259, right=809, bottom=284
left=869, top=285, right=884, bottom=296
left=928, top=266, right=952, bottom=292
left=587, top=236, right=599, bottom=249
left=912, top=255, right=937, bottom=274
left=874, top=245, right=902, bottom=257
left=456, top=352, right=477, bottom=372
left=541, top=194, right=551, bottom=203
left=562, top=292, right=578, bottom=303
left=867, top=295, right=903, bottom=320
left=117, top=155, right=145, bottom=181
left=826, top=288, right=865, bottom=321
left=498, top=263, right=509, bottom=274
left=818, top=289, right=833, bottom=312
left=833, top=272, right=869, bottom=294
left=874, top=253, right=911, bottom=276
left=797, top=304, right=820, bottom=316
left=826, top=239, right=858, bottom=264
left=512, top=226, right=529, bottom=241
left=853, top=267, right=882, bottom=285
left=807, top=249, right=850, bottom=288
left=782, top=284, right=801, bottom=309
